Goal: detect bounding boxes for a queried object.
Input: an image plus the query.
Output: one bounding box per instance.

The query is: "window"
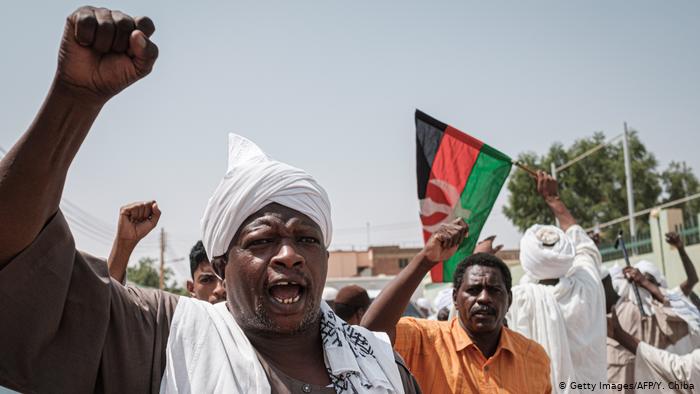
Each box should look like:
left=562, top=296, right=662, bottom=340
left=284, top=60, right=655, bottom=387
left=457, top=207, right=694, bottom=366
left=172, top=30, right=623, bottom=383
left=398, top=258, right=409, bottom=268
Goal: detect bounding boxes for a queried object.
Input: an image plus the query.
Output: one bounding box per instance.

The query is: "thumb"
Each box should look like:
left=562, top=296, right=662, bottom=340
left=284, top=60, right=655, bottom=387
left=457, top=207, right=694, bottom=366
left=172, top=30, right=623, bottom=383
left=130, top=30, right=159, bottom=77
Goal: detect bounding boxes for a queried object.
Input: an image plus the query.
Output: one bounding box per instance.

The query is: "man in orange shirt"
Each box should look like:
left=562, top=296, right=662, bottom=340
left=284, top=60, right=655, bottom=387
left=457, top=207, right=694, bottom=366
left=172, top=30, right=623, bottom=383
left=362, top=219, right=551, bottom=393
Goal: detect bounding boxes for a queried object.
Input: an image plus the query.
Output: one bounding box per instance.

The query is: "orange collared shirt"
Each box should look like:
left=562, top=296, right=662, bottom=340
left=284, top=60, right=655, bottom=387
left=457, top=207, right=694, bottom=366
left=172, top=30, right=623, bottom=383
left=395, top=317, right=552, bottom=394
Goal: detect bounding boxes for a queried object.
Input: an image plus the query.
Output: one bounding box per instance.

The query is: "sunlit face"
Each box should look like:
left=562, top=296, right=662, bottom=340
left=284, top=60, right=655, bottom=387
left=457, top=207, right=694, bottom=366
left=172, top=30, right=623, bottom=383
left=187, top=261, right=226, bottom=304
left=453, top=265, right=511, bottom=336
left=218, top=203, right=328, bottom=335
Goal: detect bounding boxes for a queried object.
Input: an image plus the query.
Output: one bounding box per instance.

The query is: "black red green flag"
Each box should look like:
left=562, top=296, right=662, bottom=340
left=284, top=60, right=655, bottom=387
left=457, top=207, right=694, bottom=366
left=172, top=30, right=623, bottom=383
left=416, top=110, right=512, bottom=282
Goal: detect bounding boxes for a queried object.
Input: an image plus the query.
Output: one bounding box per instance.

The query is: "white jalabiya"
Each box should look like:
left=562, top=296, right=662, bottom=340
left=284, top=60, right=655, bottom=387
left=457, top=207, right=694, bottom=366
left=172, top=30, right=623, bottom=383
left=161, top=299, right=404, bottom=394
left=507, top=225, right=608, bottom=394
left=201, top=133, right=332, bottom=259
left=635, top=343, right=700, bottom=394
left=519, top=224, right=576, bottom=281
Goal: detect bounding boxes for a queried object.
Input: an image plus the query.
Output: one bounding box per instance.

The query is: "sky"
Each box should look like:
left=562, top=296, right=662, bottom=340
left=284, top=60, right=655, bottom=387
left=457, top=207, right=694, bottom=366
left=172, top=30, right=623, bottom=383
left=1, top=1, right=699, bottom=285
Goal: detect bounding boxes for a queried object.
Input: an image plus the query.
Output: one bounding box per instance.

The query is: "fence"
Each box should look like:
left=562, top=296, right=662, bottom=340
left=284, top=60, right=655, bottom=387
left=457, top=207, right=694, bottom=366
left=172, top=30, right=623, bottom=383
left=599, top=231, right=654, bottom=262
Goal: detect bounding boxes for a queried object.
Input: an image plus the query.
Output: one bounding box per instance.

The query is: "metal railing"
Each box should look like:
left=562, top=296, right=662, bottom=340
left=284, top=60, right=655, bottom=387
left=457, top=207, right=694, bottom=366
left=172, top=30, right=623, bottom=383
left=599, top=232, right=653, bottom=262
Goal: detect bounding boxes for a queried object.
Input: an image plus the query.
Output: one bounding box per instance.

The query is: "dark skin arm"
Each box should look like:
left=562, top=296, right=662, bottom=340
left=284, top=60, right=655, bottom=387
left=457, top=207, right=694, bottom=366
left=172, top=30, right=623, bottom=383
left=0, top=6, right=158, bottom=269
left=107, top=201, right=161, bottom=283
left=624, top=266, right=666, bottom=303
left=607, top=308, right=640, bottom=354
left=666, top=232, right=698, bottom=296
left=603, top=274, right=621, bottom=313
left=536, top=171, right=576, bottom=231
left=361, top=218, right=468, bottom=342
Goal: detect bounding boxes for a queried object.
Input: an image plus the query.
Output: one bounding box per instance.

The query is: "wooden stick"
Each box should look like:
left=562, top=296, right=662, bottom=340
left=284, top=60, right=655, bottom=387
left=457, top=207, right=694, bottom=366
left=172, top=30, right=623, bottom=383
left=512, top=160, right=538, bottom=178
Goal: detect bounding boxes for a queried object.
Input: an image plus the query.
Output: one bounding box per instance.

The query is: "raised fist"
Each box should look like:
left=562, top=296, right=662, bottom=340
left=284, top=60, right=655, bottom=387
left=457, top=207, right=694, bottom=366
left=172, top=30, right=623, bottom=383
left=116, top=201, right=161, bottom=245
left=665, top=232, right=684, bottom=249
left=536, top=170, right=560, bottom=202
left=473, top=235, right=504, bottom=255
left=423, top=218, right=469, bottom=263
left=56, top=6, right=158, bottom=102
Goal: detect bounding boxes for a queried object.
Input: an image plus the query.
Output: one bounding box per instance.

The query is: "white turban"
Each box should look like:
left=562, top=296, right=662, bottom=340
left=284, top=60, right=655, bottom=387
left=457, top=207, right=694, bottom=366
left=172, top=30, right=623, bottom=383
left=201, top=134, right=332, bottom=259
left=519, top=224, right=576, bottom=281
left=634, top=260, right=667, bottom=288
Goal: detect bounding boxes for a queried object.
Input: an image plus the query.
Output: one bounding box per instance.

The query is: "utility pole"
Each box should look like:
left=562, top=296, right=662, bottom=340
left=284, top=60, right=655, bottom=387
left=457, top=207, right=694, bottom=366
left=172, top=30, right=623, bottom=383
left=622, top=122, right=637, bottom=247
left=159, top=227, right=166, bottom=290
left=366, top=222, right=371, bottom=249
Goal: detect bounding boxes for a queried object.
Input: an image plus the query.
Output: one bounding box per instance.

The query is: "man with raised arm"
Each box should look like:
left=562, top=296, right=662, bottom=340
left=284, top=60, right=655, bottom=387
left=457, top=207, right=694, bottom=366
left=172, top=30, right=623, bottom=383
left=0, top=7, right=419, bottom=393
left=107, top=200, right=161, bottom=283
left=362, top=219, right=552, bottom=393
left=106, top=202, right=226, bottom=303
left=506, top=171, right=608, bottom=393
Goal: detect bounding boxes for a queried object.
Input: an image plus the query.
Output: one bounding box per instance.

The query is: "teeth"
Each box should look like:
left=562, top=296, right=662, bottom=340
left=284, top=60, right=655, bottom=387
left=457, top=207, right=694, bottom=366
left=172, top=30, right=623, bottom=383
left=272, top=295, right=302, bottom=304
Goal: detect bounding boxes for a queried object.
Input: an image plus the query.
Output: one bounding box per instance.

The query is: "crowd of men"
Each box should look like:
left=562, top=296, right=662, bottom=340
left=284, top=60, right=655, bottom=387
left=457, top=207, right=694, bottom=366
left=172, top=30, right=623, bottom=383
left=1, top=6, right=699, bottom=394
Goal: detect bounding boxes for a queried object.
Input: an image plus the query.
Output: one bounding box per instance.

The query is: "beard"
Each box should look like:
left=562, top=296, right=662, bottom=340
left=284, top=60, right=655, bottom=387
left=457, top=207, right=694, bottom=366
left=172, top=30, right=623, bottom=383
left=234, top=293, right=321, bottom=337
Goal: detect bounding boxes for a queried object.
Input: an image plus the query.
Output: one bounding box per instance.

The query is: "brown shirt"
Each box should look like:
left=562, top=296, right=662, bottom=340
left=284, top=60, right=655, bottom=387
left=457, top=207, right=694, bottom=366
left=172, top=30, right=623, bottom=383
left=0, top=211, right=178, bottom=393
left=0, top=211, right=421, bottom=394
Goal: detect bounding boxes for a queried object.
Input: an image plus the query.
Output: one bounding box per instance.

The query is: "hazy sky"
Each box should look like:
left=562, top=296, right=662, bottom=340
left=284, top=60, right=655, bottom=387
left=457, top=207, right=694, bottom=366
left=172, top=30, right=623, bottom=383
left=2, top=1, right=698, bottom=283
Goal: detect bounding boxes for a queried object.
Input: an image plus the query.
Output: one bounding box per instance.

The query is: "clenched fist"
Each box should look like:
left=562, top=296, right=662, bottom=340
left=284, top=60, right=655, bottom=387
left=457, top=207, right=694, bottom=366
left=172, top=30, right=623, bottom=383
left=56, top=6, right=158, bottom=102
left=116, top=201, right=161, bottom=245
left=423, top=218, right=469, bottom=263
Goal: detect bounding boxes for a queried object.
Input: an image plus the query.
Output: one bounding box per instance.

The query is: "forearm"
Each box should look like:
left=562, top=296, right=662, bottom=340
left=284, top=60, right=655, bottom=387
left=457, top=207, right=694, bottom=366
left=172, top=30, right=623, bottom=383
left=108, top=239, right=137, bottom=284
left=0, top=80, right=102, bottom=267
left=640, top=280, right=667, bottom=303
left=545, top=197, right=576, bottom=231
left=361, top=251, right=433, bottom=333
left=678, top=247, right=698, bottom=295
left=613, top=327, right=640, bottom=354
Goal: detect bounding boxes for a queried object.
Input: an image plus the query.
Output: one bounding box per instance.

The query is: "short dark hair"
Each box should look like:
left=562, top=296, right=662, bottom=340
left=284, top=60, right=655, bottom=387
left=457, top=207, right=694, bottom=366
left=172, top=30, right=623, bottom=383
left=452, top=252, right=512, bottom=292
left=335, top=303, right=363, bottom=321
left=189, top=241, right=209, bottom=277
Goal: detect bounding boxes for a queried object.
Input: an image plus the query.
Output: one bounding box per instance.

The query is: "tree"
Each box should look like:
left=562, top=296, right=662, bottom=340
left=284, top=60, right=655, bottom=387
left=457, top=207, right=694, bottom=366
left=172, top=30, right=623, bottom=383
left=503, top=131, right=662, bottom=238
left=661, top=161, right=700, bottom=223
left=126, top=257, right=188, bottom=296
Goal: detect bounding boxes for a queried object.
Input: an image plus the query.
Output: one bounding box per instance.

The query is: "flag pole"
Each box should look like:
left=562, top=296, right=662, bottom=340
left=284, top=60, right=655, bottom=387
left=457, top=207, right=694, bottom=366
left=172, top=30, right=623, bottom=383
left=512, top=160, right=538, bottom=178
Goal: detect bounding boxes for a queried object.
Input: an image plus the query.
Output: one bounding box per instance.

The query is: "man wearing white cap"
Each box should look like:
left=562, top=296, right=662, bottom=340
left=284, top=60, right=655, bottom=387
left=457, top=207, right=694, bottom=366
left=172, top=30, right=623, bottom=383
left=506, top=171, right=608, bottom=393
left=0, top=7, right=419, bottom=394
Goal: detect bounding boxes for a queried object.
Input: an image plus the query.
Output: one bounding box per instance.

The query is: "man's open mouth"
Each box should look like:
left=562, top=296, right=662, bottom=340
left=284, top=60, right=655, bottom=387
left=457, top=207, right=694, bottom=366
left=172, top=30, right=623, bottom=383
left=268, top=281, right=305, bottom=305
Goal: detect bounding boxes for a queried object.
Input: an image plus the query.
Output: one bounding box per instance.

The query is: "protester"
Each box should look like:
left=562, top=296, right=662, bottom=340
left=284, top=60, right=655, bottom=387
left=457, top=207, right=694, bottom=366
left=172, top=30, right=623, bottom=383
left=0, top=7, right=420, bottom=393
left=322, top=286, right=339, bottom=310
left=108, top=200, right=161, bottom=283
left=666, top=231, right=700, bottom=310
left=362, top=219, right=552, bottom=393
left=334, top=285, right=371, bottom=325
left=608, top=309, right=699, bottom=394
left=607, top=261, right=691, bottom=389
left=187, top=241, right=226, bottom=303
left=506, top=171, right=608, bottom=393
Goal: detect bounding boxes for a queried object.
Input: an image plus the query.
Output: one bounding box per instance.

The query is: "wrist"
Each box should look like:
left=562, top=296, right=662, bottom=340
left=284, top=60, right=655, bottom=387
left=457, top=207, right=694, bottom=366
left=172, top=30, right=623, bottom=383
left=50, top=76, right=108, bottom=110
left=114, top=238, right=138, bottom=250
left=417, top=250, right=439, bottom=271
left=544, top=195, right=562, bottom=205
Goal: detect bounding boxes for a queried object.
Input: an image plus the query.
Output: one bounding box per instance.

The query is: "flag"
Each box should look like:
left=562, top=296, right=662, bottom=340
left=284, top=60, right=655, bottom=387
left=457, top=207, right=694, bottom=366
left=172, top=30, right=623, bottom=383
left=416, top=109, right=512, bottom=282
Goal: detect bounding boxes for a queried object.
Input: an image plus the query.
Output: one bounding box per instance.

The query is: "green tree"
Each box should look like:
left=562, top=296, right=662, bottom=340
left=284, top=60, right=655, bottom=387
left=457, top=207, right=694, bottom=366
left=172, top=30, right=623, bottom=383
left=661, top=161, right=700, bottom=223
left=503, top=131, right=661, bottom=237
left=126, top=257, right=188, bottom=296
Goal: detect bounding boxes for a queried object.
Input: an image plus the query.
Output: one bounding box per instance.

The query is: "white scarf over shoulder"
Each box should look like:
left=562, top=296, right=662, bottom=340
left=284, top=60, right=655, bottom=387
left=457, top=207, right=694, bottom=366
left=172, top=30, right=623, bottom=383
left=160, top=299, right=404, bottom=394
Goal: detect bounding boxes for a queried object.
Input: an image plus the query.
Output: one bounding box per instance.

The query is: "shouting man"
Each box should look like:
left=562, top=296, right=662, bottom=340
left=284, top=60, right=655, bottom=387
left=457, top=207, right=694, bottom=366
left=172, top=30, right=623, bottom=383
left=0, top=7, right=419, bottom=393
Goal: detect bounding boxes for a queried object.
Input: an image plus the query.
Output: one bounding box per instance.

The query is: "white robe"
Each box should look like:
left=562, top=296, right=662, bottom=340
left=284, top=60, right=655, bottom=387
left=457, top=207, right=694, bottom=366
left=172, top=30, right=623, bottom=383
left=507, top=225, right=608, bottom=393
left=635, top=342, right=700, bottom=394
